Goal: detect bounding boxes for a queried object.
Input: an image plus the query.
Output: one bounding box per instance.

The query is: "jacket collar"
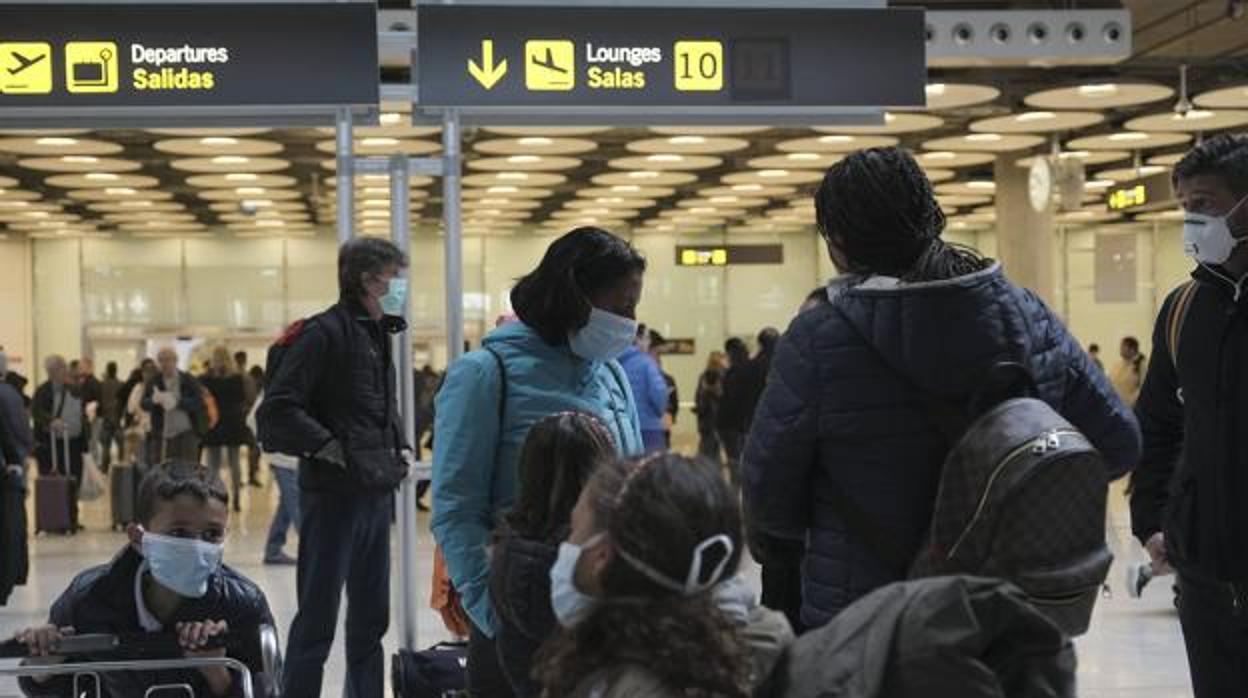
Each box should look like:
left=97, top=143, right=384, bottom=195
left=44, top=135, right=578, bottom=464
left=1192, top=265, right=1248, bottom=303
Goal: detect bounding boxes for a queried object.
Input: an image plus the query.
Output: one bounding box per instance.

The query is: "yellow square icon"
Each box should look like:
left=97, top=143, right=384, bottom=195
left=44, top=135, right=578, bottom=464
left=674, top=41, right=723, bottom=92
left=525, top=40, right=575, bottom=91
left=65, top=41, right=118, bottom=94
left=711, top=248, right=728, bottom=265
left=0, top=42, right=53, bottom=94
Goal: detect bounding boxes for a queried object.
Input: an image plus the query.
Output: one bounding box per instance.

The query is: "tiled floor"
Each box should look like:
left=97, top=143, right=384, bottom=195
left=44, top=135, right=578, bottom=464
left=0, top=476, right=1195, bottom=697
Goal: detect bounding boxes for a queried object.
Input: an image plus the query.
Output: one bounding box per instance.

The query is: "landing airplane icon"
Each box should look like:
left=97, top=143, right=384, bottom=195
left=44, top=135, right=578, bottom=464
left=8, top=50, right=46, bottom=76
left=531, top=47, right=569, bottom=74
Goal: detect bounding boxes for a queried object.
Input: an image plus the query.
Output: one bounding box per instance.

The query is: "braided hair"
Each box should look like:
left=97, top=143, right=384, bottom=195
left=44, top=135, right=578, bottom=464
left=815, top=147, right=990, bottom=282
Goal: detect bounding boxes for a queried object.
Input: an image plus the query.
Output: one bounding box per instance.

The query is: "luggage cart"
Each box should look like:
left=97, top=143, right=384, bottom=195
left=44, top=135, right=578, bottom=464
left=0, top=625, right=283, bottom=698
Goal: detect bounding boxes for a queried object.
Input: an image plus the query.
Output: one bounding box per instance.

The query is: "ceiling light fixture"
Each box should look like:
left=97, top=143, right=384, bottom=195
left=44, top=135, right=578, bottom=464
left=36, top=137, right=78, bottom=147
left=212, top=156, right=250, bottom=164
left=200, top=137, right=239, bottom=146
left=362, top=137, right=400, bottom=147
left=517, top=137, right=553, bottom=146
left=85, top=173, right=120, bottom=181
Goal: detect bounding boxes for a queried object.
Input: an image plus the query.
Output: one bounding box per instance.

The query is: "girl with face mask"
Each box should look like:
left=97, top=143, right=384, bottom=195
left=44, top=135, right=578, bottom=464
left=536, top=454, right=792, bottom=698
left=432, top=227, right=648, bottom=697
left=488, top=412, right=616, bottom=697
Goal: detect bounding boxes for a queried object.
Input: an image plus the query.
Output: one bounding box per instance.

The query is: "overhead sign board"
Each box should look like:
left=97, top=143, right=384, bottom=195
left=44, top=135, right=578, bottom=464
left=1105, top=171, right=1175, bottom=213
left=416, top=5, right=925, bottom=111
left=0, top=2, right=378, bottom=126
left=676, top=244, right=784, bottom=267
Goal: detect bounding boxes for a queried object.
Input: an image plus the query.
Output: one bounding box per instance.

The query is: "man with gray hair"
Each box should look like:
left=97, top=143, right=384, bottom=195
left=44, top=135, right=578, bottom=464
left=141, top=347, right=205, bottom=462
left=32, top=355, right=87, bottom=531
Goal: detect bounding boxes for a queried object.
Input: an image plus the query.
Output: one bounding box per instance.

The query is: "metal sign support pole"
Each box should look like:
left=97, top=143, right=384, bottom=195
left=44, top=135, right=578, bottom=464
left=443, top=109, right=465, bottom=363
left=389, top=154, right=421, bottom=652
left=336, top=106, right=355, bottom=243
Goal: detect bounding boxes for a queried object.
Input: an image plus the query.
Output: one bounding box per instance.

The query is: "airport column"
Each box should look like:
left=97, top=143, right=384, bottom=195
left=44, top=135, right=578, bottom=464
left=994, top=155, right=1057, bottom=305
left=443, top=110, right=464, bottom=363
left=336, top=106, right=355, bottom=243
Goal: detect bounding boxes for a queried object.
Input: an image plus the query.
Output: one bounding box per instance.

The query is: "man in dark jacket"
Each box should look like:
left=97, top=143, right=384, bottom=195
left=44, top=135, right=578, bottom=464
left=13, top=461, right=274, bottom=698
left=32, top=355, right=88, bottom=532
left=258, top=237, right=411, bottom=698
left=142, top=348, right=205, bottom=462
left=744, top=148, right=1141, bottom=631
left=716, top=337, right=753, bottom=488
left=0, top=350, right=33, bottom=467
left=1130, top=134, right=1248, bottom=698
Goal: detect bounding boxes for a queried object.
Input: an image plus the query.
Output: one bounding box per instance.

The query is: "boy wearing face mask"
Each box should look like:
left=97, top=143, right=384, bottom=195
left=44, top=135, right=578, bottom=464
left=12, top=461, right=273, bottom=698
left=1131, top=133, right=1248, bottom=698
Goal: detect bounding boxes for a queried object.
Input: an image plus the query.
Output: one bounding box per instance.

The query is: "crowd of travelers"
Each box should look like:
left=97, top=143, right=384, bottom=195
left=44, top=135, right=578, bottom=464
left=2, top=134, right=1247, bottom=697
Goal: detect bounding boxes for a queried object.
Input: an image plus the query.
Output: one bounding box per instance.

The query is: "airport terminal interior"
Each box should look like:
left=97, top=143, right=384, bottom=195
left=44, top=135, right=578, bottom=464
left=2, top=0, right=1248, bottom=696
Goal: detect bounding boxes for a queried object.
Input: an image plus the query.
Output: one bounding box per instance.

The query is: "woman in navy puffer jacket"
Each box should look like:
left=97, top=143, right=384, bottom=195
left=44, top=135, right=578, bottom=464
left=743, top=148, right=1142, bottom=631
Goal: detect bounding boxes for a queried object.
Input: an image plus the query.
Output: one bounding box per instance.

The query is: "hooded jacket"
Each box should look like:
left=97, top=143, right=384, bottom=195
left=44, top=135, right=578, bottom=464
left=432, top=321, right=644, bottom=636
left=1132, top=266, right=1248, bottom=582
left=767, top=576, right=1075, bottom=698
left=744, top=264, right=1141, bottom=629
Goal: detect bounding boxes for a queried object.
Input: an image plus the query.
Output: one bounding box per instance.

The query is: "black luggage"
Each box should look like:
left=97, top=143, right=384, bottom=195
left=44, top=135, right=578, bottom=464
left=391, top=642, right=468, bottom=698
left=35, top=432, right=73, bottom=535
left=110, top=462, right=139, bottom=529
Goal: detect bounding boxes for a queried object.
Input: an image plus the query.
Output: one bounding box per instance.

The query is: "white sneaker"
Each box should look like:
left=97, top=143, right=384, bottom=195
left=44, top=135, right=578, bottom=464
left=1126, top=562, right=1154, bottom=599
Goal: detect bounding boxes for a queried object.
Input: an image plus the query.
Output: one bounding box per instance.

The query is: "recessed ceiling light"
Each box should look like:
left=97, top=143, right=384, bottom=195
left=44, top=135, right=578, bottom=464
left=242, top=199, right=274, bottom=208
left=759, top=170, right=789, bottom=177
left=1059, top=150, right=1091, bottom=159
left=85, top=173, right=119, bottom=181
left=380, top=112, right=403, bottom=125
left=1017, top=112, right=1056, bottom=121
left=225, top=173, right=259, bottom=182
left=200, top=137, right=238, bottom=146
left=926, top=83, right=947, bottom=96
left=213, top=156, right=250, bottom=164
left=710, top=196, right=739, bottom=203
left=236, top=187, right=266, bottom=195
left=362, top=137, right=400, bottom=147
left=362, top=187, right=390, bottom=196
left=925, top=151, right=957, bottom=159
left=668, top=136, right=706, bottom=145
left=1109, top=132, right=1148, bottom=141
left=966, top=134, right=1003, bottom=142
left=487, top=186, right=518, bottom=193
left=104, top=188, right=136, bottom=195
left=690, top=207, right=717, bottom=215
left=36, top=137, right=78, bottom=146
left=508, top=155, right=541, bottom=163
left=1179, top=110, right=1215, bottom=120
left=818, top=135, right=854, bottom=144
left=517, top=137, right=553, bottom=146
left=787, top=153, right=821, bottom=161
left=966, top=181, right=995, bottom=189
left=1079, top=84, right=1118, bottom=96
left=612, top=185, right=641, bottom=192
left=733, top=184, right=762, bottom=192
left=647, top=154, right=684, bottom=162
left=1085, top=179, right=1115, bottom=189
left=63, top=156, right=98, bottom=164
left=498, top=172, right=529, bottom=180
left=629, top=171, right=660, bottom=179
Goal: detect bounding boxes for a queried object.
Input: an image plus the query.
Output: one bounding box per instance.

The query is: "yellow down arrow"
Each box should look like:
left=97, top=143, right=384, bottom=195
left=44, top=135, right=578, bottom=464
left=468, top=39, right=508, bottom=90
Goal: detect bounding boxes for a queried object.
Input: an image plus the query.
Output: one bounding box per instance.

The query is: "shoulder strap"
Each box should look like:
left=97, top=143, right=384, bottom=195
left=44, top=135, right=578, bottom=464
left=483, top=346, right=507, bottom=424
left=1166, top=281, right=1199, bottom=369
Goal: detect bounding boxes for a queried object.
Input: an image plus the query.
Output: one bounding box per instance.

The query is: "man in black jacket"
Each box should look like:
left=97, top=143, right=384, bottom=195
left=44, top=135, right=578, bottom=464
left=142, top=348, right=205, bottom=462
left=258, top=237, right=411, bottom=698
left=32, top=355, right=87, bottom=532
left=1131, top=133, right=1248, bottom=698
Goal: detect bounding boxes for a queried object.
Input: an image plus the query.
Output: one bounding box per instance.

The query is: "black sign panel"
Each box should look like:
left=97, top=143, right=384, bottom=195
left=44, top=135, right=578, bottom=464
left=416, top=6, right=925, bottom=109
left=0, top=3, right=377, bottom=112
left=676, top=244, right=784, bottom=267
left=1105, top=171, right=1176, bottom=213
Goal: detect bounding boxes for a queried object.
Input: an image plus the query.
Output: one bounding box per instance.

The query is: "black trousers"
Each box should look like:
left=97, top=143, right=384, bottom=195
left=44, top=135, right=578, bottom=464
left=283, top=488, right=392, bottom=698
left=1178, top=572, right=1248, bottom=698
left=718, top=430, right=745, bottom=489
left=468, top=620, right=516, bottom=698
left=759, top=537, right=805, bottom=635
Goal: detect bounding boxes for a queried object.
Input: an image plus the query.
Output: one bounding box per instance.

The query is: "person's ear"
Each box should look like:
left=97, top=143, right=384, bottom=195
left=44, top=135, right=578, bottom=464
left=126, top=523, right=145, bottom=553
left=584, top=537, right=614, bottom=583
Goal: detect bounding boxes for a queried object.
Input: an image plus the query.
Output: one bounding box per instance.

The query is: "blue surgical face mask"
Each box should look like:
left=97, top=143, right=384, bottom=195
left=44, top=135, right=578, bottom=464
left=549, top=533, right=604, bottom=628
left=568, top=308, right=637, bottom=361
left=141, top=531, right=224, bottom=598
left=379, top=277, right=408, bottom=317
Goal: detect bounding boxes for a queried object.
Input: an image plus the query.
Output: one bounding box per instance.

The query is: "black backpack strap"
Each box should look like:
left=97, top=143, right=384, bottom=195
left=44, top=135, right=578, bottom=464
left=483, top=346, right=507, bottom=424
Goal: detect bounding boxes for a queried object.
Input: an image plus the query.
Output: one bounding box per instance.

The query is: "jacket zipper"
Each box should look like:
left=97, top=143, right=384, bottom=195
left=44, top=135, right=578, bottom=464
left=946, top=429, right=1082, bottom=560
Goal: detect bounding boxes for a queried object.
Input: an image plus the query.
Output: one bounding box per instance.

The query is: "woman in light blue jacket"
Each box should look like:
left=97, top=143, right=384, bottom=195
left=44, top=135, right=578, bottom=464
left=432, top=227, right=646, bottom=696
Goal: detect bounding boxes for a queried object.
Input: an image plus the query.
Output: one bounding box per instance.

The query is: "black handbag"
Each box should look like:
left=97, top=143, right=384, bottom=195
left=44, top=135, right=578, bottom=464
left=392, top=642, right=469, bottom=698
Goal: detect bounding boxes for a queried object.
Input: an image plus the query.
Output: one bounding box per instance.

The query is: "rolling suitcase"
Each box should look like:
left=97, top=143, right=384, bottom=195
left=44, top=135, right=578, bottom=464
left=35, top=431, right=73, bottom=535
left=110, top=462, right=138, bottom=529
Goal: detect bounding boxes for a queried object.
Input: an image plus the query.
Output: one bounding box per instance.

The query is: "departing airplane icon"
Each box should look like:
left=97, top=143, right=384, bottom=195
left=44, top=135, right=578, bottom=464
left=531, top=47, right=569, bottom=74
left=7, top=50, right=46, bottom=75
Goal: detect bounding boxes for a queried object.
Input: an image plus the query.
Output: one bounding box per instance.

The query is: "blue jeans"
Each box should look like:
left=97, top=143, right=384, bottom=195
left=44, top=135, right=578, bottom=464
left=264, top=466, right=300, bottom=559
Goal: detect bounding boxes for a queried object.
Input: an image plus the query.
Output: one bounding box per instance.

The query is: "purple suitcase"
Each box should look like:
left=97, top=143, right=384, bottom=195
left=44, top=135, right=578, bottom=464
left=35, top=432, right=73, bottom=534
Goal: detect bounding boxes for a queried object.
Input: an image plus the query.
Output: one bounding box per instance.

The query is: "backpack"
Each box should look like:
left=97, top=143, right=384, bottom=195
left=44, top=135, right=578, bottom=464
left=828, top=308, right=1111, bottom=636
